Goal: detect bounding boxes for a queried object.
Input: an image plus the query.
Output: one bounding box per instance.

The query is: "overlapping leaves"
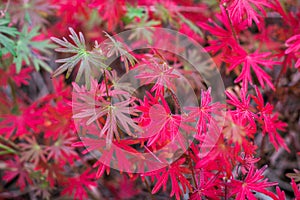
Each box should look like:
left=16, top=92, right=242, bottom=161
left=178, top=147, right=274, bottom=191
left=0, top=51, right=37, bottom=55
left=14, top=25, right=54, bottom=73
left=51, top=28, right=107, bottom=87
left=0, top=17, right=19, bottom=57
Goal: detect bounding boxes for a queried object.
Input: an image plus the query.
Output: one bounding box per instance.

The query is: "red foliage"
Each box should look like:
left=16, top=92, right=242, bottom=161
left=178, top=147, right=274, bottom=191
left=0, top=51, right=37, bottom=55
left=0, top=0, right=299, bottom=199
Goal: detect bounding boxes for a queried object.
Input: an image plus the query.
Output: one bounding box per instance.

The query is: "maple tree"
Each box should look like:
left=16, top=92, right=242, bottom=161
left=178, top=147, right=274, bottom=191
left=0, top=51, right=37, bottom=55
left=0, top=0, right=300, bottom=199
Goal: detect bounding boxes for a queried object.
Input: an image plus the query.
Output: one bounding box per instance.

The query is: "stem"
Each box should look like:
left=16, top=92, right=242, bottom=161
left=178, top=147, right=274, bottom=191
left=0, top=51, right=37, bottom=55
left=269, top=60, right=286, bottom=103
left=103, top=70, right=110, bottom=101
left=8, top=78, right=17, bottom=105
left=4, top=0, right=10, bottom=13
left=0, top=0, right=10, bottom=17
left=274, top=56, right=287, bottom=89
left=260, top=135, right=266, bottom=159
left=144, top=177, right=155, bottom=200
left=224, top=178, right=228, bottom=200
left=0, top=135, right=20, bottom=152
left=121, top=5, right=207, bottom=13
left=222, top=3, right=239, bottom=43
left=188, top=150, right=198, bottom=190
left=168, top=89, right=180, bottom=114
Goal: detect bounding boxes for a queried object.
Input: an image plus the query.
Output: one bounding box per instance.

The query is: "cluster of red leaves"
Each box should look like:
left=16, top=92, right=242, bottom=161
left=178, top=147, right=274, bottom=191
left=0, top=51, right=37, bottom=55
left=0, top=0, right=300, bottom=200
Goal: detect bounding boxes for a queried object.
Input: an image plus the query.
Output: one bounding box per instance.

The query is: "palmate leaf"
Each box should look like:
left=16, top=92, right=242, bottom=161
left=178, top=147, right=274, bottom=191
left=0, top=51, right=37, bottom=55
left=10, top=0, right=56, bottom=27
left=125, top=15, right=161, bottom=44
left=13, top=25, right=55, bottom=73
left=103, top=32, right=138, bottom=72
left=0, top=17, right=19, bottom=57
left=150, top=158, right=192, bottom=200
left=125, top=5, right=145, bottom=20
left=51, top=28, right=107, bottom=87
left=73, top=97, right=142, bottom=148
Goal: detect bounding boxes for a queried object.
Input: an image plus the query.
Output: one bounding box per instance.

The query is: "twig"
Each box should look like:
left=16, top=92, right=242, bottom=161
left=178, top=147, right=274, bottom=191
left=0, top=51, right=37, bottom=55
left=122, top=5, right=207, bottom=13
left=4, top=0, right=11, bottom=13
left=188, top=150, right=198, bottom=190
left=8, top=78, right=17, bottom=105
left=224, top=177, right=228, bottom=200
left=222, top=2, right=239, bottom=43
left=0, top=0, right=10, bottom=18
left=144, top=177, right=155, bottom=200
left=0, top=135, right=20, bottom=152
left=274, top=55, right=287, bottom=89
left=103, top=70, right=111, bottom=101
left=259, top=135, right=267, bottom=160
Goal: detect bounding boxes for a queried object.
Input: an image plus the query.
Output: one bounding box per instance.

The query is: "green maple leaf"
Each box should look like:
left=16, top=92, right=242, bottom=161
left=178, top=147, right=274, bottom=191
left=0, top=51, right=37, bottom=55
left=0, top=17, right=19, bottom=57
left=14, top=25, right=55, bottom=73
left=126, top=5, right=145, bottom=20
left=51, top=28, right=107, bottom=87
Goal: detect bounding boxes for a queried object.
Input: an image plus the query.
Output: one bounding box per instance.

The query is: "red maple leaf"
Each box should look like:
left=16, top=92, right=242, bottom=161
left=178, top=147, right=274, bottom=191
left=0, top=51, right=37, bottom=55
left=196, top=135, right=236, bottom=175
left=226, top=88, right=256, bottom=127
left=89, top=0, right=125, bottom=31
left=237, top=153, right=260, bottom=175
left=275, top=186, right=286, bottom=200
left=0, top=65, right=32, bottom=87
left=285, top=34, right=300, bottom=69
left=190, top=171, right=221, bottom=199
left=61, top=170, right=97, bottom=200
left=291, top=179, right=300, bottom=199
left=137, top=93, right=194, bottom=148
left=73, top=135, right=141, bottom=174
left=41, top=103, right=74, bottom=140
left=199, top=7, right=245, bottom=55
left=229, top=165, right=277, bottom=199
left=51, top=0, right=89, bottom=31
left=186, top=88, right=223, bottom=136
left=226, top=47, right=278, bottom=90
left=3, top=157, right=33, bottom=190
left=0, top=104, right=44, bottom=139
left=223, top=0, right=272, bottom=27
left=252, top=86, right=290, bottom=152
left=149, top=158, right=192, bottom=200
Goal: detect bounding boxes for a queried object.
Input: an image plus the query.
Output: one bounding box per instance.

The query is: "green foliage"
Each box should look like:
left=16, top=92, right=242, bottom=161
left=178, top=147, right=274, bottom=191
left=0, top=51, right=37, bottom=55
left=0, top=17, right=19, bottom=57
left=13, top=25, right=55, bottom=73
left=154, top=3, right=172, bottom=23
left=126, top=5, right=145, bottom=20
left=0, top=142, right=17, bottom=155
left=51, top=28, right=107, bottom=88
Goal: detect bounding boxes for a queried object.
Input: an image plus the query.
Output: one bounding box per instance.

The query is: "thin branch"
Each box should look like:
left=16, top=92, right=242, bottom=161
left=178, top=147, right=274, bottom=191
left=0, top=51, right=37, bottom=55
left=259, top=135, right=267, bottom=161
left=8, top=78, right=17, bottom=105
left=222, top=2, right=239, bottom=43
left=144, top=177, right=155, bottom=200
left=0, top=135, right=21, bottom=152
left=4, top=0, right=10, bottom=13
left=188, top=150, right=198, bottom=190
left=0, top=0, right=11, bottom=18
left=103, top=70, right=111, bottom=101
left=122, top=5, right=207, bottom=13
